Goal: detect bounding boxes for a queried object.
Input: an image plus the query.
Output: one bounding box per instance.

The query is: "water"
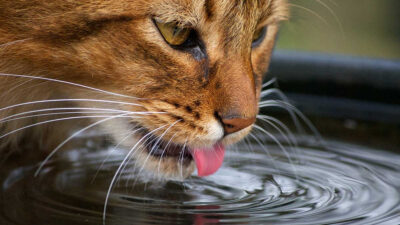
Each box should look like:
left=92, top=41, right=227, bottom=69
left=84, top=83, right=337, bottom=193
left=1, top=136, right=400, bottom=225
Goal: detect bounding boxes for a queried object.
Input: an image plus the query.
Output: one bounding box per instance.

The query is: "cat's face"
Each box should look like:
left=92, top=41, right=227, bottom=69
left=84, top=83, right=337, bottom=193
left=1, top=0, right=288, bottom=178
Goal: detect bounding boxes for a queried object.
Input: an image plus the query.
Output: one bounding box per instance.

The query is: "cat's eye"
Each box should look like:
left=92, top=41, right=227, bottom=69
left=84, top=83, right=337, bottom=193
left=155, top=20, right=192, bottom=46
left=252, top=26, right=267, bottom=47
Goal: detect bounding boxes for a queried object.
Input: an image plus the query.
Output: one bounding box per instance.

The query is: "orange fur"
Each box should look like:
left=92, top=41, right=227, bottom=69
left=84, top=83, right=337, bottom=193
left=0, top=0, right=288, bottom=178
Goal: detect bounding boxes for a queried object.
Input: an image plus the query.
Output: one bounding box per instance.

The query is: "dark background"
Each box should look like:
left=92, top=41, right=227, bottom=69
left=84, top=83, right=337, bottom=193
left=266, top=0, right=400, bottom=152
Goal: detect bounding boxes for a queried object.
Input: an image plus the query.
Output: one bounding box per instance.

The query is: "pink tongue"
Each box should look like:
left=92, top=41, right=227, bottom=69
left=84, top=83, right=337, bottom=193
left=190, top=144, right=225, bottom=177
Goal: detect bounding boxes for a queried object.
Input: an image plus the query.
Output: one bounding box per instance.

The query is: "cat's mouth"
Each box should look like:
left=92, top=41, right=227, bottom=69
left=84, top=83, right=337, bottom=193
left=138, top=129, right=193, bottom=162
left=135, top=127, right=226, bottom=177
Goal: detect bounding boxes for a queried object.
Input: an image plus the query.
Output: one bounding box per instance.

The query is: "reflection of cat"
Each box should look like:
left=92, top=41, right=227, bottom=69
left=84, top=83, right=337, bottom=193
left=0, top=0, right=288, bottom=178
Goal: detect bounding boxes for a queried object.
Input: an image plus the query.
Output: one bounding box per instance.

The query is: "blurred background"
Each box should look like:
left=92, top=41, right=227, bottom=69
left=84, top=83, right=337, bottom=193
left=276, top=0, right=400, bottom=59
left=265, top=0, right=400, bottom=151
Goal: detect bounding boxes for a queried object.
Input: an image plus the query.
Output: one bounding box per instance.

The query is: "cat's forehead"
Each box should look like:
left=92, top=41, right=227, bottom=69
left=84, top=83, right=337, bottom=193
left=152, top=0, right=277, bottom=26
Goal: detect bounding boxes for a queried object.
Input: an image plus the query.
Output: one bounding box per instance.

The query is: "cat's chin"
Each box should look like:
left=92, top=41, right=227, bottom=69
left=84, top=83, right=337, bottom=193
left=132, top=149, right=197, bottom=180
left=127, top=126, right=207, bottom=180
left=133, top=127, right=196, bottom=179
left=112, top=124, right=252, bottom=180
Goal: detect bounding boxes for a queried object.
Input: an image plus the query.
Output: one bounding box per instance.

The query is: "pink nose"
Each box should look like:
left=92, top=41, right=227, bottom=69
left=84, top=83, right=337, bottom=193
left=221, top=117, right=256, bottom=135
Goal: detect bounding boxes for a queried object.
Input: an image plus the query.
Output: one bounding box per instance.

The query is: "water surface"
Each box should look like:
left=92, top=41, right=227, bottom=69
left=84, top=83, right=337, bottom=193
left=1, top=136, right=400, bottom=225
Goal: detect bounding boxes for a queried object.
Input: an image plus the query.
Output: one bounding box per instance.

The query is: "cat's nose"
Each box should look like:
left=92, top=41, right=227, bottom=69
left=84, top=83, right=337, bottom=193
left=221, top=116, right=256, bottom=135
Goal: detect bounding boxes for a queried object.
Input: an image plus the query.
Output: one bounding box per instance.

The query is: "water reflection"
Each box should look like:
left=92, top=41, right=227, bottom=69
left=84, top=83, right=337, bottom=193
left=1, top=137, right=400, bottom=225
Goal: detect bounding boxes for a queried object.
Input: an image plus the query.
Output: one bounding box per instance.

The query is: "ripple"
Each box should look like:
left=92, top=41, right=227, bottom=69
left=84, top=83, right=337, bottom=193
left=1, top=139, right=400, bottom=225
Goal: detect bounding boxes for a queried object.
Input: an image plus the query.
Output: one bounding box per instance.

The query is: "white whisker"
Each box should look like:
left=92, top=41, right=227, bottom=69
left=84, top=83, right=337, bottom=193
left=315, top=0, right=344, bottom=37
left=157, top=132, right=178, bottom=175
left=260, top=100, right=305, bottom=136
left=289, top=3, right=329, bottom=26
left=261, top=88, right=306, bottom=135
left=103, top=124, right=168, bottom=225
left=243, top=135, right=255, bottom=154
left=253, top=124, right=298, bottom=180
left=135, top=120, right=180, bottom=180
left=257, top=115, right=301, bottom=162
left=0, top=115, right=139, bottom=140
left=91, top=128, right=143, bottom=184
left=126, top=135, right=159, bottom=187
left=247, top=132, right=281, bottom=176
left=260, top=100, right=324, bottom=145
left=0, top=73, right=138, bottom=99
left=179, top=138, right=188, bottom=180
left=0, top=38, right=31, bottom=48
left=262, top=77, right=277, bottom=89
left=0, top=107, right=131, bottom=124
left=257, top=115, right=298, bottom=147
left=0, top=98, right=144, bottom=113
left=34, top=112, right=138, bottom=176
left=0, top=78, right=34, bottom=99
left=326, top=0, right=338, bottom=7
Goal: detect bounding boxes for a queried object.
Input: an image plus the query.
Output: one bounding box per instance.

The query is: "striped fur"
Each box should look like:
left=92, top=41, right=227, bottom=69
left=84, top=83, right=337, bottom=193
left=0, top=0, right=288, bottom=178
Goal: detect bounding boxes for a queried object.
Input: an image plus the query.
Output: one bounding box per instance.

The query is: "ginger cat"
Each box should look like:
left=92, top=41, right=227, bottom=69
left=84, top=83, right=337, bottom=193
left=0, top=0, right=288, bottom=178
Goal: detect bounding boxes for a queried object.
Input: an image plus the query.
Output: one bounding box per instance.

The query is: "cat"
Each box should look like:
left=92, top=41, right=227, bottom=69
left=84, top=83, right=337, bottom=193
left=0, top=0, right=289, bottom=178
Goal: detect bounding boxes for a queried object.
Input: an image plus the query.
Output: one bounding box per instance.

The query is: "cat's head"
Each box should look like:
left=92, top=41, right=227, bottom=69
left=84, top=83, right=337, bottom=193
left=0, top=0, right=288, bottom=178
